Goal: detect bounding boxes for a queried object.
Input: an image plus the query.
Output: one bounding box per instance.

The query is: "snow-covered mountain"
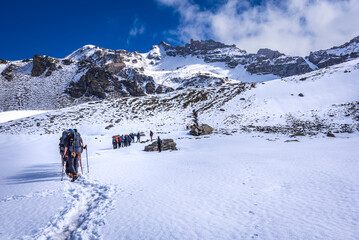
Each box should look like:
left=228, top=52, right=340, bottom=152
left=1, top=36, right=358, bottom=111
left=308, top=35, right=359, bottom=68
left=1, top=38, right=359, bottom=240
left=1, top=58, right=358, bottom=136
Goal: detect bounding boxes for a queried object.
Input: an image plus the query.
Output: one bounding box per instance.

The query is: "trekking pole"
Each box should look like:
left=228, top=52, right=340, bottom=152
left=86, top=145, right=89, bottom=173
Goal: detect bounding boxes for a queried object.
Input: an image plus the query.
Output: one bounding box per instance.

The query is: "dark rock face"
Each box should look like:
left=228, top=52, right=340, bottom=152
left=307, top=35, right=359, bottom=68
left=62, top=59, right=73, bottom=65
left=257, top=48, right=284, bottom=58
left=1, top=64, right=17, bottom=81
left=31, top=55, right=59, bottom=77
left=161, top=39, right=239, bottom=57
left=246, top=55, right=312, bottom=77
left=67, top=67, right=120, bottom=99
left=144, top=139, right=178, bottom=152
left=155, top=85, right=163, bottom=94
left=145, top=82, right=156, bottom=94
left=160, top=40, right=312, bottom=77
left=120, top=80, right=145, bottom=97
left=189, top=124, right=214, bottom=136
left=0, top=59, right=7, bottom=64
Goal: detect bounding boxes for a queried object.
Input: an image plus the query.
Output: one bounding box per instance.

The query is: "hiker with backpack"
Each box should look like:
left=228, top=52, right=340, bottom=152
left=137, top=132, right=141, bottom=142
left=157, top=136, right=163, bottom=153
left=150, top=130, right=154, bottom=141
left=59, top=136, right=65, bottom=165
left=119, top=136, right=123, bottom=148
left=63, top=129, right=85, bottom=182
left=60, top=129, right=72, bottom=177
left=112, top=136, right=117, bottom=149
left=117, top=136, right=121, bottom=149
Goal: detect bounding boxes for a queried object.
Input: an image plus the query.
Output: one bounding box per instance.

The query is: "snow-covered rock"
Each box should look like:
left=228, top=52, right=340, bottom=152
left=308, top=35, right=359, bottom=68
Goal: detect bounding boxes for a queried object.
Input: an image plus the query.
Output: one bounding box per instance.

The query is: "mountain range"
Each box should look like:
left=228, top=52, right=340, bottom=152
left=1, top=35, right=358, bottom=111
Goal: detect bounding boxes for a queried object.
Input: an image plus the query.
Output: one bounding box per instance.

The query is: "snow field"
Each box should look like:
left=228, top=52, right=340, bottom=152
left=0, top=127, right=358, bottom=239
left=0, top=110, right=49, bottom=124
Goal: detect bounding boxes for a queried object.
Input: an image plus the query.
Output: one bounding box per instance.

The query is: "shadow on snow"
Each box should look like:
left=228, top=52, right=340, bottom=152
left=5, top=163, right=61, bottom=185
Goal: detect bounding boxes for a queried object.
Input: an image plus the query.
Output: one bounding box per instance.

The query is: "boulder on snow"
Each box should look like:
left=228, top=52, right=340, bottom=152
left=144, top=139, right=177, bottom=152
left=326, top=131, right=336, bottom=137
left=189, top=124, right=213, bottom=136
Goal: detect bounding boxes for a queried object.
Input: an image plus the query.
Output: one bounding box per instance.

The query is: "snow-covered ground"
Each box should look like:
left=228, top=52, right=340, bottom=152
left=0, top=110, right=48, bottom=124
left=0, top=58, right=358, bottom=239
left=0, top=130, right=358, bottom=240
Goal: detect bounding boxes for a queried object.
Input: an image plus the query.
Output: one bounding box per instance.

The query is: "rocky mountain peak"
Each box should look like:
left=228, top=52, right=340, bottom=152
left=185, top=39, right=234, bottom=51
left=257, top=48, right=284, bottom=58
left=307, top=35, right=359, bottom=68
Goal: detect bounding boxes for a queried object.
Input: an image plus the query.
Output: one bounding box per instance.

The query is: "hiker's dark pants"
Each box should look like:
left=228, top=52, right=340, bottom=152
left=113, top=144, right=117, bottom=149
left=118, top=142, right=121, bottom=148
left=158, top=144, right=162, bottom=152
left=68, top=153, right=79, bottom=176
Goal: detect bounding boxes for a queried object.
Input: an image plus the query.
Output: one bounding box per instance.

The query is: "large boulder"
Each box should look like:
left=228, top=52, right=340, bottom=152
left=189, top=124, right=213, bottom=136
left=144, top=139, right=178, bottom=152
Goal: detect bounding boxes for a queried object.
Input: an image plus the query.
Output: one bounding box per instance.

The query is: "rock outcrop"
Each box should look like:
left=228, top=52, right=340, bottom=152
left=307, top=35, right=359, bottom=68
left=189, top=124, right=214, bottom=136
left=1, top=64, right=17, bottom=81
left=144, top=139, right=178, bottom=152
left=66, top=67, right=122, bottom=99
left=31, top=54, right=59, bottom=77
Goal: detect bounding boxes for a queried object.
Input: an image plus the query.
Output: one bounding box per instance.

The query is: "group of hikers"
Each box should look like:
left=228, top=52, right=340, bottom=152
left=112, top=130, right=163, bottom=152
left=59, top=129, right=87, bottom=182
left=112, top=132, right=143, bottom=149
left=58, top=129, right=164, bottom=182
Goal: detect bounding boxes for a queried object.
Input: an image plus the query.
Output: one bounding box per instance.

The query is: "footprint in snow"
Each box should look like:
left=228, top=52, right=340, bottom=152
left=23, top=176, right=117, bottom=240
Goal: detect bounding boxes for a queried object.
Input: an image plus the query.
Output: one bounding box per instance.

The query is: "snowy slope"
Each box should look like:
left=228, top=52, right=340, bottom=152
left=0, top=57, right=358, bottom=240
left=1, top=58, right=358, bottom=136
left=0, top=126, right=358, bottom=239
left=6, top=36, right=359, bottom=112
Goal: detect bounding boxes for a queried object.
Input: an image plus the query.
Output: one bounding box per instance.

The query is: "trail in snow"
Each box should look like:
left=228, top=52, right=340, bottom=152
left=22, top=175, right=117, bottom=240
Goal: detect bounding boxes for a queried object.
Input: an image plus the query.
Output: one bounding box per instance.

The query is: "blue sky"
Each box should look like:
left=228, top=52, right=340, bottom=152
left=0, top=0, right=358, bottom=60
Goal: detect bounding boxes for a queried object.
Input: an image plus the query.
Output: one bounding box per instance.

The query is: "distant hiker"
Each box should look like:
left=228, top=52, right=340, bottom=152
left=128, top=135, right=132, bottom=146
left=117, top=136, right=121, bottom=149
left=120, top=135, right=125, bottom=147
left=131, top=133, right=135, bottom=143
left=112, top=136, right=117, bottom=149
left=137, top=132, right=141, bottom=142
left=150, top=130, right=154, bottom=141
left=63, top=129, right=84, bottom=182
left=157, top=136, right=162, bottom=153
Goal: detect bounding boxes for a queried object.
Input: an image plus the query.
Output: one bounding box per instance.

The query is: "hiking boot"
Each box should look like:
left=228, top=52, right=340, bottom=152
left=71, top=174, right=79, bottom=182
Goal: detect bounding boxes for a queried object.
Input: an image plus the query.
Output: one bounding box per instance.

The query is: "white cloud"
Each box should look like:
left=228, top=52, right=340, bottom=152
left=129, top=17, right=145, bottom=37
left=127, top=17, right=146, bottom=45
left=156, top=0, right=359, bottom=56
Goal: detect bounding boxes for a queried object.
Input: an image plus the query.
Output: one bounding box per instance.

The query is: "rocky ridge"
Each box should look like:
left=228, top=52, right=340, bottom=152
left=1, top=36, right=359, bottom=111
left=308, top=36, right=359, bottom=68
